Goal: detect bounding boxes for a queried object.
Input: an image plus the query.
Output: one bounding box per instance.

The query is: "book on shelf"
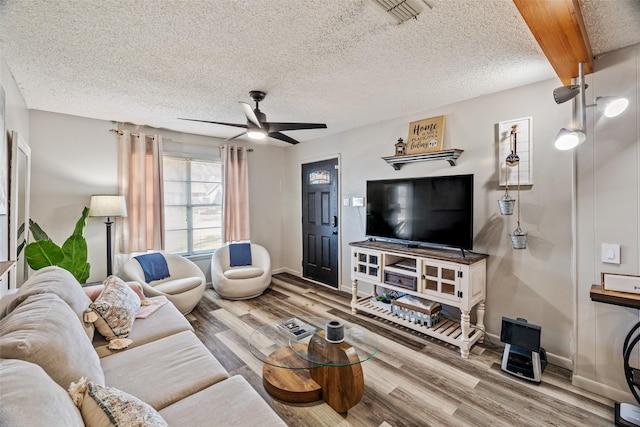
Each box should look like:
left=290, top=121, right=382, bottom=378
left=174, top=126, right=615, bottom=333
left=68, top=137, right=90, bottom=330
left=277, top=317, right=316, bottom=340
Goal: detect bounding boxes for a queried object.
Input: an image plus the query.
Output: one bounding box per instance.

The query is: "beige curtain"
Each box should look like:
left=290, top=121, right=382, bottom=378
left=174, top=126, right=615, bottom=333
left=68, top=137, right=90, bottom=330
left=117, top=130, right=165, bottom=254
left=222, top=145, right=250, bottom=242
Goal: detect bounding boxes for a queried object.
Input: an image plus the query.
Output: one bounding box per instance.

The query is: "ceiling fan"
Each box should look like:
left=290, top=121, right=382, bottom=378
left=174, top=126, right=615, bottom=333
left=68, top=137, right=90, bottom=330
left=179, top=91, right=327, bottom=145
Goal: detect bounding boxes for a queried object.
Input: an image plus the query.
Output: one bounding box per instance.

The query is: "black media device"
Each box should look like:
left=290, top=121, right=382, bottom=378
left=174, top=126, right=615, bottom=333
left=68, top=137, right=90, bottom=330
left=500, top=317, right=547, bottom=383
left=365, top=174, right=474, bottom=251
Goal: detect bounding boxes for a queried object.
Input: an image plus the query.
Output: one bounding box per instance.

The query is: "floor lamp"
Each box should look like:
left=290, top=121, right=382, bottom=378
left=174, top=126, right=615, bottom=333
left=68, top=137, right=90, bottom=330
left=89, top=195, right=127, bottom=276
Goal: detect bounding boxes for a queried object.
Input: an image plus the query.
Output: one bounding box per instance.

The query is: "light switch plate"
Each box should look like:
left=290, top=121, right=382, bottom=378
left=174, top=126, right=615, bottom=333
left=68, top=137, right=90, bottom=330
left=343, top=198, right=350, bottom=207
left=602, top=243, right=621, bottom=264
left=352, top=197, right=364, bottom=207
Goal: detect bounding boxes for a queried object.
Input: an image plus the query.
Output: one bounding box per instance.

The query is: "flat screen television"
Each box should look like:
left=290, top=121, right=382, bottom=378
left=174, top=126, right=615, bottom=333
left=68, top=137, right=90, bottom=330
left=365, top=174, right=474, bottom=250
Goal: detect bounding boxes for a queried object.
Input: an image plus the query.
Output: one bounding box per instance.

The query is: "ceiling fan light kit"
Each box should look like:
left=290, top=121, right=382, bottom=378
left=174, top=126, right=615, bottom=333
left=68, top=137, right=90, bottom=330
left=553, top=62, right=628, bottom=150
left=179, top=91, right=327, bottom=145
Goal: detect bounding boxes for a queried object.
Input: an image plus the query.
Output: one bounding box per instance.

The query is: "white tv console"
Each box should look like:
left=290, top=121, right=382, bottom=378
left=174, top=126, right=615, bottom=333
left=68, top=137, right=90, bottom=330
left=350, top=240, right=488, bottom=358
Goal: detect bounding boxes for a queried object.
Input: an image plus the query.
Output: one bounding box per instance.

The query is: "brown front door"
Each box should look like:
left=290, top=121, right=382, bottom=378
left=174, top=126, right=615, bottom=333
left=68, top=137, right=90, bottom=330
left=302, top=158, right=339, bottom=288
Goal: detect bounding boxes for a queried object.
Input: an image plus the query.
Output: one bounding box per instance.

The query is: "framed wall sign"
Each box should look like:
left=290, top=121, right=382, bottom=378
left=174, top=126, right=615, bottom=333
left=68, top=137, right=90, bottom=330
left=406, top=115, right=445, bottom=154
left=498, top=116, right=532, bottom=186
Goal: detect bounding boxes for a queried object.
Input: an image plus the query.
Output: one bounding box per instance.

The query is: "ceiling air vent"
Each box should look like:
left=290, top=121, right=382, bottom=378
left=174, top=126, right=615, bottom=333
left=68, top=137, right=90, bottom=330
left=367, top=0, right=432, bottom=24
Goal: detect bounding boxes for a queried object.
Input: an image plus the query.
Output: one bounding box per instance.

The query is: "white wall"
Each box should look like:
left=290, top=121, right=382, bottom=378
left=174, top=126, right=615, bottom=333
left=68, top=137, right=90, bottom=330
left=282, top=77, right=576, bottom=366
left=574, top=44, right=640, bottom=402
left=27, top=112, right=287, bottom=283
left=0, top=53, right=29, bottom=296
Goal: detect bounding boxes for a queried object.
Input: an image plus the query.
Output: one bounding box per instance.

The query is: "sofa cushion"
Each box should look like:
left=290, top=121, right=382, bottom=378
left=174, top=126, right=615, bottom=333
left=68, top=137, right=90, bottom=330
left=68, top=377, right=168, bottom=427
left=159, top=375, right=287, bottom=427
left=87, top=276, right=141, bottom=341
left=2, top=266, right=94, bottom=339
left=101, top=331, right=228, bottom=410
left=224, top=266, right=264, bottom=280
left=92, top=296, right=193, bottom=358
left=0, top=358, right=84, bottom=427
left=0, top=293, right=105, bottom=389
left=153, top=277, right=202, bottom=294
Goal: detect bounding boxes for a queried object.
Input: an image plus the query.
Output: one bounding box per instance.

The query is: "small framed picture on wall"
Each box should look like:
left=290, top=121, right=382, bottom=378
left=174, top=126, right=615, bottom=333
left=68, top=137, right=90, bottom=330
left=497, top=116, right=532, bottom=186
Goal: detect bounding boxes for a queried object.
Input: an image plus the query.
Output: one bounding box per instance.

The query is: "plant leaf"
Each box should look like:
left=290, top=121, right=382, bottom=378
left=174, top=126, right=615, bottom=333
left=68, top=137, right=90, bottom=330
left=60, top=235, right=88, bottom=275
left=72, top=207, right=90, bottom=237
left=25, top=240, right=64, bottom=269
left=76, top=262, right=91, bottom=284
left=17, top=239, right=26, bottom=257
left=29, top=219, right=50, bottom=241
left=18, top=222, right=25, bottom=238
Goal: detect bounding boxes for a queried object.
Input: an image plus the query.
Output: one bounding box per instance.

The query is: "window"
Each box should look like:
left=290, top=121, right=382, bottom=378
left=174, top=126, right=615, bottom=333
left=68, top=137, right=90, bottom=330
left=163, top=154, right=223, bottom=255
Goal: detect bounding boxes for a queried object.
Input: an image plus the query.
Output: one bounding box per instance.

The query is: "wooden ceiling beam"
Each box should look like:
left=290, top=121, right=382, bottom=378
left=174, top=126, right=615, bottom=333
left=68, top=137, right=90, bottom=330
left=513, top=0, right=593, bottom=85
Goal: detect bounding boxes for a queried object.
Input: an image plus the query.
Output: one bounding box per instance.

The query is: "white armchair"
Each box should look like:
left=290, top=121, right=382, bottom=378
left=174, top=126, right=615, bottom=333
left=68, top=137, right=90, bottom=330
left=122, top=253, right=205, bottom=315
left=211, top=243, right=272, bottom=300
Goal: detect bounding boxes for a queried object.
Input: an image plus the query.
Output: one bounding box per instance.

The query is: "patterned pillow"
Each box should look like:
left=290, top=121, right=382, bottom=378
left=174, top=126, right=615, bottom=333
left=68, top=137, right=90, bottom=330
left=86, top=276, right=141, bottom=347
left=68, top=377, right=168, bottom=427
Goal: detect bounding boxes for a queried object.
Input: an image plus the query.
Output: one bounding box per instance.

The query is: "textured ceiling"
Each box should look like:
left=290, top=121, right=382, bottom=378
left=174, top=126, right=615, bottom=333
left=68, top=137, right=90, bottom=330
left=1, top=0, right=639, bottom=146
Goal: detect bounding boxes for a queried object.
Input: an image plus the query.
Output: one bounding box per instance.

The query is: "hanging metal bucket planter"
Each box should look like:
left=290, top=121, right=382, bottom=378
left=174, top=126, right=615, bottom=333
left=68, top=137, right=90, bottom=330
left=498, top=193, right=515, bottom=215
left=509, top=226, right=528, bottom=249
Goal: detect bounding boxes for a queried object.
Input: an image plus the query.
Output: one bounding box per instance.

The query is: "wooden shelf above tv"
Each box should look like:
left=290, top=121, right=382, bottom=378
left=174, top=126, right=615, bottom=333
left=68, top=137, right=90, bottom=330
left=382, top=149, right=464, bottom=170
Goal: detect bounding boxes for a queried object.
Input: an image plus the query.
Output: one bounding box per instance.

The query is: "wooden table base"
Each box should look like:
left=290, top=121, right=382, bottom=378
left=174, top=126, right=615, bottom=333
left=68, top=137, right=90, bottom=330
left=263, top=347, right=322, bottom=403
left=262, top=333, right=365, bottom=413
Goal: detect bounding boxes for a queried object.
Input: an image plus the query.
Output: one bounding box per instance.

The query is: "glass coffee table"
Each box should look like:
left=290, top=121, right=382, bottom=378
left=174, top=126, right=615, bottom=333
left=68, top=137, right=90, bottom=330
left=249, top=316, right=378, bottom=413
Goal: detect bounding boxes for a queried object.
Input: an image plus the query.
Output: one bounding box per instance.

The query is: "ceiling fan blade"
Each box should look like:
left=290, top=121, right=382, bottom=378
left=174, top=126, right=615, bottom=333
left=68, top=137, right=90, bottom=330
left=240, top=102, right=262, bottom=128
left=266, top=122, right=327, bottom=132
left=226, top=131, right=247, bottom=141
left=178, top=118, right=248, bottom=129
left=268, top=132, right=300, bottom=145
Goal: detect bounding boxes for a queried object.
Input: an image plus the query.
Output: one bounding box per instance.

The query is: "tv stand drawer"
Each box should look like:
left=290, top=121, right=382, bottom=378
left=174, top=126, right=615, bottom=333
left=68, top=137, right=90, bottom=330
left=384, top=271, right=417, bottom=291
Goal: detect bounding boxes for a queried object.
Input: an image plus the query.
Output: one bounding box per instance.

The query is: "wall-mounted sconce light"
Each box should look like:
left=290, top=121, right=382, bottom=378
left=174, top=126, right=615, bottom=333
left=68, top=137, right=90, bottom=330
left=553, top=62, right=628, bottom=151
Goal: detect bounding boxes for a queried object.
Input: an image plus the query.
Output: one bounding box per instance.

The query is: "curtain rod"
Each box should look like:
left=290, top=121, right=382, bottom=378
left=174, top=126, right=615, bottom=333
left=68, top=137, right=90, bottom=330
left=109, top=129, right=253, bottom=151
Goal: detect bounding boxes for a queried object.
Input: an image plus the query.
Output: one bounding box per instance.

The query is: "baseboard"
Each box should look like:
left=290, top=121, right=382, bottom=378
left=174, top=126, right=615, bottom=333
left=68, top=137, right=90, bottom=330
left=271, top=267, right=289, bottom=275
left=572, top=374, right=634, bottom=403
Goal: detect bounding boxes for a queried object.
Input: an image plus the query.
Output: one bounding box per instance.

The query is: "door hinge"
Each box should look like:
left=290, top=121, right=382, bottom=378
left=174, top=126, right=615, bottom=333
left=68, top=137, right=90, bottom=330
left=457, top=271, right=463, bottom=278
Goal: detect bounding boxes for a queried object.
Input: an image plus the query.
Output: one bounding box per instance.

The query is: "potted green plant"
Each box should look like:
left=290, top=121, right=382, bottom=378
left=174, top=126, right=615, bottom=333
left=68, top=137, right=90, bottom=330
left=23, top=207, right=91, bottom=283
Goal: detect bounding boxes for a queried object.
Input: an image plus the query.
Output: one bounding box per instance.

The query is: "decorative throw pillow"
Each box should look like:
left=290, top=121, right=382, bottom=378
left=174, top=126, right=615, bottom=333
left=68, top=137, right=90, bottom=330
left=83, top=281, right=147, bottom=304
left=229, top=242, right=252, bottom=267
left=85, top=276, right=141, bottom=349
left=68, top=377, right=168, bottom=427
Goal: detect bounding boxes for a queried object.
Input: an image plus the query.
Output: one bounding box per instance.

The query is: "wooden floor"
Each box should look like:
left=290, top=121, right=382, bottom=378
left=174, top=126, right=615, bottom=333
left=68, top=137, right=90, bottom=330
left=186, top=273, right=615, bottom=427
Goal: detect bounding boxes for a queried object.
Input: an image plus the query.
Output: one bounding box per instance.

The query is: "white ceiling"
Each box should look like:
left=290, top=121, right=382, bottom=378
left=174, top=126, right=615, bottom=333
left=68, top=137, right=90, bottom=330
left=1, top=0, right=639, bottom=146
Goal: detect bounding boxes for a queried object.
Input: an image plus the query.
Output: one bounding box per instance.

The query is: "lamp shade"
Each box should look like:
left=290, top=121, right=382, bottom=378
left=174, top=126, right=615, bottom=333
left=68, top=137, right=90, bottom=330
left=554, top=128, right=586, bottom=151
left=596, top=96, right=629, bottom=118
left=553, top=85, right=581, bottom=104
left=89, top=195, right=127, bottom=218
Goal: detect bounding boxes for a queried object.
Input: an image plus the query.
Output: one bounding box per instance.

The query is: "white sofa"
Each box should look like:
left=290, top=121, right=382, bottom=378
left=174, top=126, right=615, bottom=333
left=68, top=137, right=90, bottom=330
left=211, top=243, right=272, bottom=300
left=0, top=267, right=286, bottom=427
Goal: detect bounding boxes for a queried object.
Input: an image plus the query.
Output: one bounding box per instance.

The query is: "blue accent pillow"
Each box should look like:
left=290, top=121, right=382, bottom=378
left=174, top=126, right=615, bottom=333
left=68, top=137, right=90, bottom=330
left=229, top=243, right=252, bottom=267
left=134, top=253, right=170, bottom=282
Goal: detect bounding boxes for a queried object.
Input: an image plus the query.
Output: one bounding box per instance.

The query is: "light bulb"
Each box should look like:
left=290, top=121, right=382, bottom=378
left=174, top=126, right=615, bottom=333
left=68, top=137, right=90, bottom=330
left=554, top=128, right=586, bottom=151
left=596, top=96, right=629, bottom=118
left=247, top=129, right=267, bottom=140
